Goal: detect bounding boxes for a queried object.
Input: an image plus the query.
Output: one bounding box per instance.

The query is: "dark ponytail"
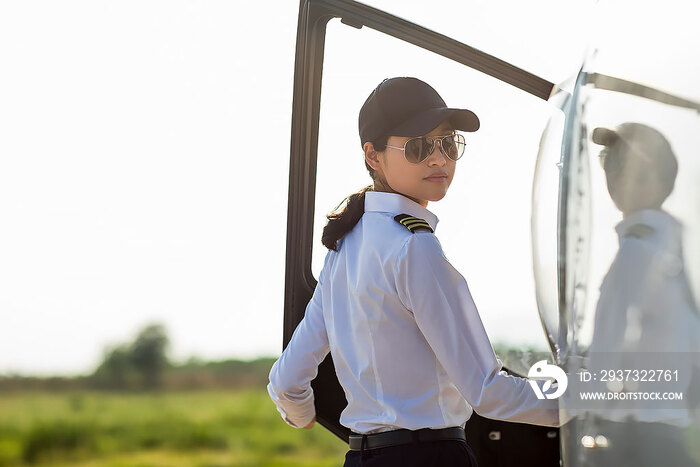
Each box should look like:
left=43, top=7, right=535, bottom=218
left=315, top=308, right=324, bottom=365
left=321, top=136, right=388, bottom=251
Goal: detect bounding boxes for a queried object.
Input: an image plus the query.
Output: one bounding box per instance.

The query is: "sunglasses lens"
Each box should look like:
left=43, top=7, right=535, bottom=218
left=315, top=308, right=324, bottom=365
left=405, top=137, right=434, bottom=163
left=442, top=134, right=466, bottom=161
left=603, top=149, right=622, bottom=172
left=403, top=134, right=466, bottom=163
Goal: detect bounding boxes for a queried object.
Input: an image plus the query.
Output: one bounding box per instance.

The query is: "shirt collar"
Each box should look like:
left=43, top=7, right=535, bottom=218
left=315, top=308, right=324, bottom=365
left=615, top=208, right=682, bottom=239
left=364, top=191, right=439, bottom=232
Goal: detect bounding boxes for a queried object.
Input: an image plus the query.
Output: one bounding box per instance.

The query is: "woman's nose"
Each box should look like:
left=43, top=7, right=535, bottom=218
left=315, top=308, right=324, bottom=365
left=427, top=141, right=447, bottom=165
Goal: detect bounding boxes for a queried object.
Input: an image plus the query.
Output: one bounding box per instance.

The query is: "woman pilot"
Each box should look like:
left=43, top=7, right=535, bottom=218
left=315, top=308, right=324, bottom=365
left=268, top=77, right=560, bottom=467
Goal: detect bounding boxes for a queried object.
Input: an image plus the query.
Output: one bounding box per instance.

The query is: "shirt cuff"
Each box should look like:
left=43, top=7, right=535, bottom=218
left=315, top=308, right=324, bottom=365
left=267, top=382, right=316, bottom=428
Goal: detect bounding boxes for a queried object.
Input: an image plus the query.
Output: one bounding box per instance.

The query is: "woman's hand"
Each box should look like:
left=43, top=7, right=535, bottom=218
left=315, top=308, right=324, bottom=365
left=303, top=417, right=316, bottom=429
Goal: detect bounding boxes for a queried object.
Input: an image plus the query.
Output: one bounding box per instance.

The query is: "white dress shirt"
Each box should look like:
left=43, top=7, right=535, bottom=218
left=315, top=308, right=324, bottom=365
left=587, top=208, right=700, bottom=426
left=268, top=190, right=559, bottom=433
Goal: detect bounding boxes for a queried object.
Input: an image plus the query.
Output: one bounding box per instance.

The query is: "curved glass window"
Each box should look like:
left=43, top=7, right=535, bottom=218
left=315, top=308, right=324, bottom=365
left=534, top=1, right=700, bottom=464
left=532, top=88, right=568, bottom=359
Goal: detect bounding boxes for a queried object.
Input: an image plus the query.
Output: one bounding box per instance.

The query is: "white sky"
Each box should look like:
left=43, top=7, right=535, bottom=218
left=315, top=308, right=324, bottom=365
left=3, top=0, right=695, bottom=376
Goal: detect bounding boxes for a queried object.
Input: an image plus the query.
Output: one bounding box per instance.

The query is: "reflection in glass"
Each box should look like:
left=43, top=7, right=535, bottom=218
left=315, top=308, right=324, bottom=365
left=584, top=121, right=700, bottom=465
left=535, top=40, right=700, bottom=467
left=534, top=2, right=700, bottom=463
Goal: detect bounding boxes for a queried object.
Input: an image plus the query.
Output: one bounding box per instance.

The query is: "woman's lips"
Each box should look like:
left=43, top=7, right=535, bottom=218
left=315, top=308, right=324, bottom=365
left=425, top=175, right=448, bottom=183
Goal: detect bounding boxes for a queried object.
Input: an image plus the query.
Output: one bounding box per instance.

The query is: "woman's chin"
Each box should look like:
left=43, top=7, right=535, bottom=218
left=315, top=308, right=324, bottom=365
left=426, top=190, right=448, bottom=202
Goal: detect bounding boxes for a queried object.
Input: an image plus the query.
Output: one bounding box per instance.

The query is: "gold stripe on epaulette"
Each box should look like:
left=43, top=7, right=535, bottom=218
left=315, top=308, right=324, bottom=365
left=625, top=224, right=654, bottom=238
left=404, top=219, right=430, bottom=228
left=393, top=214, right=434, bottom=233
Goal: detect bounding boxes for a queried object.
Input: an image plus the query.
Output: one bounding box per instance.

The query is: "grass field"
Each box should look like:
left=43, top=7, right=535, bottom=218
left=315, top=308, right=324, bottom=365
left=3, top=389, right=698, bottom=466
left=0, top=389, right=348, bottom=467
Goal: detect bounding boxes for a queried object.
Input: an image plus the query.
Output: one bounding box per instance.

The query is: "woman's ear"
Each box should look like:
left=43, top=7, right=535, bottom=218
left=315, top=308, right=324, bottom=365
left=364, top=142, right=381, bottom=172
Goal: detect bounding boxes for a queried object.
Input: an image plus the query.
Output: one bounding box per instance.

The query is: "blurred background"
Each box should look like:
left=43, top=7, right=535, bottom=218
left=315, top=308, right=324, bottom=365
left=7, top=0, right=695, bottom=466
left=1, top=1, right=352, bottom=464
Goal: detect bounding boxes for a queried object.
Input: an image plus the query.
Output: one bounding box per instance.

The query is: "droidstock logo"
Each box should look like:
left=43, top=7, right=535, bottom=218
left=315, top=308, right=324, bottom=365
left=528, top=360, right=568, bottom=400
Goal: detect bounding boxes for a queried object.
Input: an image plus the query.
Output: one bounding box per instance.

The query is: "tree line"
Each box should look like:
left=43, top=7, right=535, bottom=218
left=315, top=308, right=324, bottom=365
left=0, top=323, right=276, bottom=391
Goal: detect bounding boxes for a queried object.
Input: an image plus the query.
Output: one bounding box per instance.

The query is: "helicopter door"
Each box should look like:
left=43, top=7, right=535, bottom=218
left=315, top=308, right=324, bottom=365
left=284, top=1, right=563, bottom=465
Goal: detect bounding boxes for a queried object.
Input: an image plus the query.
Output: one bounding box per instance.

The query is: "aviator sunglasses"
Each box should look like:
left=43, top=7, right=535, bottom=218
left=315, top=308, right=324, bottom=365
left=385, top=133, right=466, bottom=164
left=598, top=138, right=652, bottom=173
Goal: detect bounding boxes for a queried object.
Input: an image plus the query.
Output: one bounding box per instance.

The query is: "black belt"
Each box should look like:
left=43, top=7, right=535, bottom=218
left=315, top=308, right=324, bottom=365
left=349, top=427, right=466, bottom=451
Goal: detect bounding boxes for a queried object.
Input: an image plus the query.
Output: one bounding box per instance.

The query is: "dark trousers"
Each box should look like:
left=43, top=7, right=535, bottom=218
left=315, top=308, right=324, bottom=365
left=343, top=439, right=478, bottom=467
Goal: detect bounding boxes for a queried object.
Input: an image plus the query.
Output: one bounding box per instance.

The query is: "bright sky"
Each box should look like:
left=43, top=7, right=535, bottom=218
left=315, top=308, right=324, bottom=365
left=5, top=0, right=695, bottom=377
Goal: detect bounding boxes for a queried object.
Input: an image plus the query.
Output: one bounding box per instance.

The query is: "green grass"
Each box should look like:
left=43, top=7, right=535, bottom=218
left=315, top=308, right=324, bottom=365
left=4, top=389, right=696, bottom=466
left=0, top=389, right=348, bottom=467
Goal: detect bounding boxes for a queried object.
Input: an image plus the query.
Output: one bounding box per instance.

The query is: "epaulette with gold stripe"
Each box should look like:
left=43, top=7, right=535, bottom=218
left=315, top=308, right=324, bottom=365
left=624, top=224, right=654, bottom=239
left=394, top=214, right=434, bottom=233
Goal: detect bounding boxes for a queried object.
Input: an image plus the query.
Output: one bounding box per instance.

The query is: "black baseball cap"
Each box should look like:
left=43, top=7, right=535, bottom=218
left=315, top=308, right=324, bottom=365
left=358, top=77, right=480, bottom=147
left=591, top=122, right=677, bottom=174
left=591, top=122, right=678, bottom=201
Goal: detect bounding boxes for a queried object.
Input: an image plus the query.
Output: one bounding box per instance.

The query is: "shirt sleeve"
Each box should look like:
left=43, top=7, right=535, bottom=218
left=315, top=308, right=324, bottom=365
left=394, top=233, right=559, bottom=427
left=267, top=252, right=331, bottom=428
left=588, top=237, right=652, bottom=363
